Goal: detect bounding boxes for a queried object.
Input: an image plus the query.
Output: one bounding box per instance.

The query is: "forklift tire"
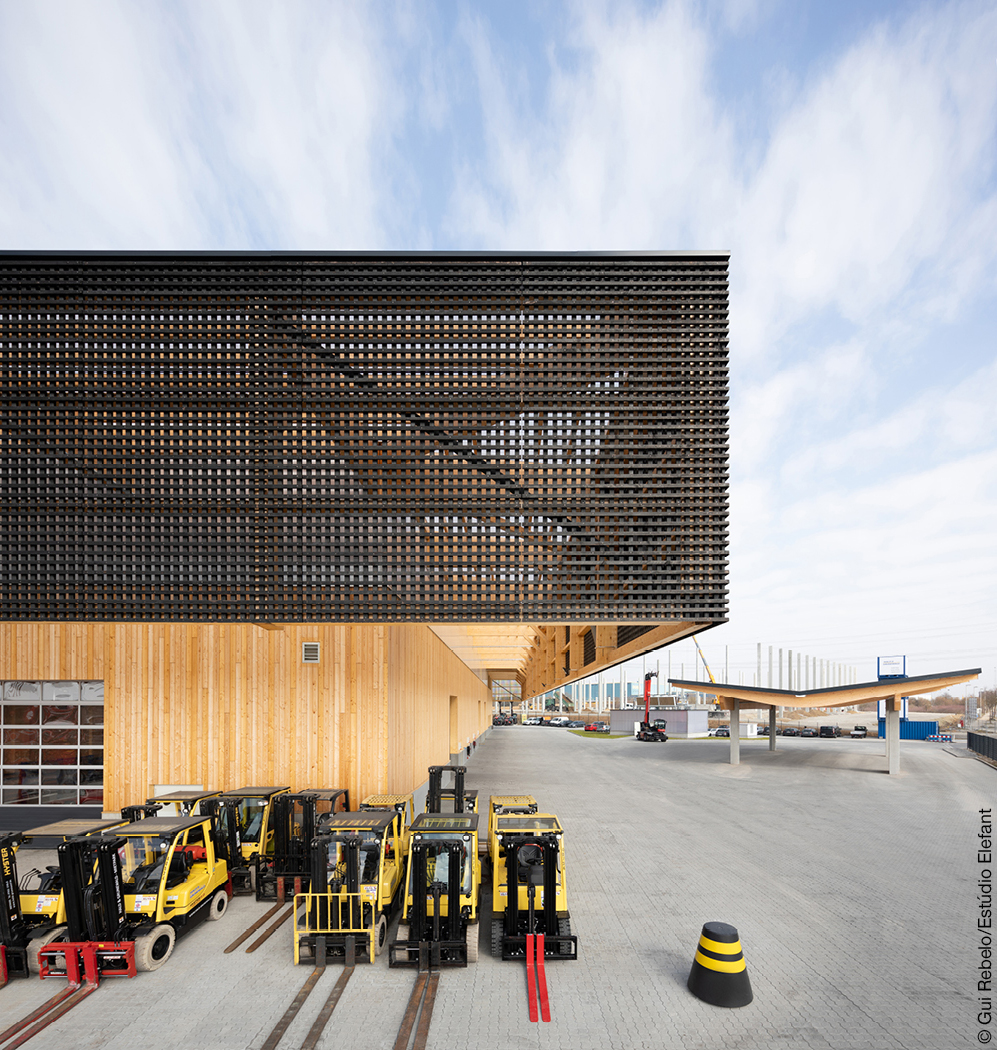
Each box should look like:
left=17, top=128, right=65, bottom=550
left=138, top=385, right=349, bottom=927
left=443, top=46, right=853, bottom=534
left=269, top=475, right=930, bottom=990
left=396, top=923, right=408, bottom=944
left=466, top=921, right=479, bottom=963
left=491, top=918, right=503, bottom=958
left=135, top=923, right=176, bottom=971
left=27, top=926, right=67, bottom=975
left=373, top=913, right=388, bottom=956
left=206, top=888, right=229, bottom=921
left=558, top=917, right=572, bottom=956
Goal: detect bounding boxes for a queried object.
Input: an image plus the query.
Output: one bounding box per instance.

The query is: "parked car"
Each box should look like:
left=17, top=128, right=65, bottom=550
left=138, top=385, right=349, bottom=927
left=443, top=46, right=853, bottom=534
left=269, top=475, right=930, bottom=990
left=781, top=726, right=800, bottom=737
left=757, top=725, right=769, bottom=736
left=567, top=720, right=586, bottom=728
left=523, top=717, right=542, bottom=726
left=850, top=725, right=868, bottom=738
left=711, top=726, right=729, bottom=737
left=818, top=725, right=842, bottom=738
left=548, top=716, right=571, bottom=728
left=584, top=721, right=608, bottom=732
left=800, top=726, right=817, bottom=737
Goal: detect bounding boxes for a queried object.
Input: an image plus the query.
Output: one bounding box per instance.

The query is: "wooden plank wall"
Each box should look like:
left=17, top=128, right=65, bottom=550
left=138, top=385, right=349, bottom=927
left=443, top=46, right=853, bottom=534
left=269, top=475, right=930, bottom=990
left=0, top=622, right=490, bottom=812
left=386, top=625, right=490, bottom=795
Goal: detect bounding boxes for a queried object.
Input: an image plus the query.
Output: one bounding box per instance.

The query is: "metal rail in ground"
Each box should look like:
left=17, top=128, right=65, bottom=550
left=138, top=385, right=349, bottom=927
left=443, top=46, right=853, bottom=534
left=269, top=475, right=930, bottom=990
left=0, top=940, right=133, bottom=1050
left=393, top=970, right=440, bottom=1050
left=257, top=936, right=355, bottom=1050
left=224, top=902, right=289, bottom=954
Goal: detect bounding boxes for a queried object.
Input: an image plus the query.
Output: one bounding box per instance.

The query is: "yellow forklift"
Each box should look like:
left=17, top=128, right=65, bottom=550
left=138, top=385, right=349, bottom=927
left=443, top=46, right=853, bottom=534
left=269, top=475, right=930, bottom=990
left=390, top=812, right=482, bottom=967
left=211, top=785, right=290, bottom=893
left=293, top=808, right=406, bottom=965
left=489, top=809, right=577, bottom=960
left=89, top=813, right=232, bottom=970
left=144, top=789, right=222, bottom=817
left=357, top=793, right=415, bottom=854
left=0, top=817, right=133, bottom=978
left=8, top=812, right=231, bottom=981
left=256, top=789, right=350, bottom=901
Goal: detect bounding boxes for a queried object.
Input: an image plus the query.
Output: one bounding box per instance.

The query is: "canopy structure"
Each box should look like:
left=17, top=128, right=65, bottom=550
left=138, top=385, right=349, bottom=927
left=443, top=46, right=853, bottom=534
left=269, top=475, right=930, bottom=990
left=669, top=668, right=982, bottom=774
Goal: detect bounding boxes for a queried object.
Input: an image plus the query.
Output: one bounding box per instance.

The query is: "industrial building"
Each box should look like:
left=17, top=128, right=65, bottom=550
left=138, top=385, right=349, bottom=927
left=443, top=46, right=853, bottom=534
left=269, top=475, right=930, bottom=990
left=0, top=251, right=730, bottom=813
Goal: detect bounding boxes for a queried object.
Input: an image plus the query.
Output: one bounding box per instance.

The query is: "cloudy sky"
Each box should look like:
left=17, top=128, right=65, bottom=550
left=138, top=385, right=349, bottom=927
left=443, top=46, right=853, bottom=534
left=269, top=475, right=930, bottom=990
left=1, top=0, right=994, bottom=691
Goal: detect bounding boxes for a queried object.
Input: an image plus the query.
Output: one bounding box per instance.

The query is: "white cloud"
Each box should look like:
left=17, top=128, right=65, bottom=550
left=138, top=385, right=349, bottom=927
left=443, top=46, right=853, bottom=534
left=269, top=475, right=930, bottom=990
left=449, top=2, right=734, bottom=249
left=0, top=1, right=399, bottom=248
left=733, top=4, right=997, bottom=359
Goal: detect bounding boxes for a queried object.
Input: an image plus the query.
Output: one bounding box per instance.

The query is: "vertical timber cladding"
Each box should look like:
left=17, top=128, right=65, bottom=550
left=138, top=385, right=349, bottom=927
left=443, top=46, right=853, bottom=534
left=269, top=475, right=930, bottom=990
left=0, top=251, right=728, bottom=623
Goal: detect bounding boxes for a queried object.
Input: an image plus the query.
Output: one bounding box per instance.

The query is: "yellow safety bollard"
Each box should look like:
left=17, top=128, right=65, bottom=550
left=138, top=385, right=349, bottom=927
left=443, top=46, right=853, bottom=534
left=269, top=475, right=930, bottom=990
left=687, top=921, right=753, bottom=1007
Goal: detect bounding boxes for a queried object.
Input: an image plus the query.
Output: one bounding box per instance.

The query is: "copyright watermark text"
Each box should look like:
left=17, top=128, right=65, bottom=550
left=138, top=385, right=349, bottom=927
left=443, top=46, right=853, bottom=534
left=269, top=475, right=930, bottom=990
left=978, top=808, right=992, bottom=1044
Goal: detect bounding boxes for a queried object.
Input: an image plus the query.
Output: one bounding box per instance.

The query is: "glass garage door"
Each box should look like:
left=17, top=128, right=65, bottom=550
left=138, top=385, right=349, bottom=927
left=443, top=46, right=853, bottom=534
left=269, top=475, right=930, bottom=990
left=1, top=680, right=104, bottom=806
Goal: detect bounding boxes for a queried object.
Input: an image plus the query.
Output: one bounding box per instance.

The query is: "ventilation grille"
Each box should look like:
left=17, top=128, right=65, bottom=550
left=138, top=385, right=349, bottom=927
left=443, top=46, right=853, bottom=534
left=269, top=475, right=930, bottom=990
left=583, top=631, right=596, bottom=666
left=0, top=252, right=729, bottom=623
left=302, top=642, right=320, bottom=664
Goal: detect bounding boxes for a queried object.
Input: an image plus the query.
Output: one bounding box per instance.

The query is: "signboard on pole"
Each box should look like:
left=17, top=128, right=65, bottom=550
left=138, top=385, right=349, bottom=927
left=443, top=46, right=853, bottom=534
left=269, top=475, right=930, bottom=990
left=877, top=656, right=907, bottom=679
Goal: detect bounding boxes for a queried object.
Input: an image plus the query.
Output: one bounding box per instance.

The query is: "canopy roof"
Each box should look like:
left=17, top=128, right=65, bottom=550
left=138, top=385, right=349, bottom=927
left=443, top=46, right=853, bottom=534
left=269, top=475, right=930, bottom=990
left=669, top=668, right=982, bottom=711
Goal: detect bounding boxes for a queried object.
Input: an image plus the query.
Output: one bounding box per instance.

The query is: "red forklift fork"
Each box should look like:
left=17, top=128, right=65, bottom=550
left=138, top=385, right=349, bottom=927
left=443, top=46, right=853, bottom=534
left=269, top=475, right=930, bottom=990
left=525, top=932, right=551, bottom=1022
left=0, top=939, right=137, bottom=1050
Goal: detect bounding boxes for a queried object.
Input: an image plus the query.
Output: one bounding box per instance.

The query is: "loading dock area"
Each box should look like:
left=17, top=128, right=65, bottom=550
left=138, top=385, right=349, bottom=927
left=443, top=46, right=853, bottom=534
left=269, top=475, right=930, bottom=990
left=2, top=724, right=990, bottom=1050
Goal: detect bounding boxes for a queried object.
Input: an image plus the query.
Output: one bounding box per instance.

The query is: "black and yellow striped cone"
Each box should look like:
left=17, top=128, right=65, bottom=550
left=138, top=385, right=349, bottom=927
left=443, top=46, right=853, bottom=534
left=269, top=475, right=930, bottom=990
left=687, top=921, right=753, bottom=1007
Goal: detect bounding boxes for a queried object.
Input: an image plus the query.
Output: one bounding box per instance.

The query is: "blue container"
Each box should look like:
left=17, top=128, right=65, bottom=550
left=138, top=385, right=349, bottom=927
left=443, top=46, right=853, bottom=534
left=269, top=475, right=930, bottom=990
left=877, top=718, right=939, bottom=740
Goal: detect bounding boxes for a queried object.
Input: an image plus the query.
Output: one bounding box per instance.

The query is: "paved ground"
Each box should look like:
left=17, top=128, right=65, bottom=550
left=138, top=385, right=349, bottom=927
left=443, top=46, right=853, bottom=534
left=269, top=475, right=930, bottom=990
left=4, top=730, right=995, bottom=1049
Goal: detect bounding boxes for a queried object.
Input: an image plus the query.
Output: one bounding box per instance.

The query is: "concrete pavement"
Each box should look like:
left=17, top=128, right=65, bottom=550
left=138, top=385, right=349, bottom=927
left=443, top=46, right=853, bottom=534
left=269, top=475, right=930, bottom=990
left=3, top=729, right=994, bottom=1049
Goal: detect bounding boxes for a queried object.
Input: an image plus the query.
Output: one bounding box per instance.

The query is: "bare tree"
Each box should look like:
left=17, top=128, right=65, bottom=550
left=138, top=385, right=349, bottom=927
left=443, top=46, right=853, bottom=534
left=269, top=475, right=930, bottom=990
left=979, top=689, right=997, bottom=722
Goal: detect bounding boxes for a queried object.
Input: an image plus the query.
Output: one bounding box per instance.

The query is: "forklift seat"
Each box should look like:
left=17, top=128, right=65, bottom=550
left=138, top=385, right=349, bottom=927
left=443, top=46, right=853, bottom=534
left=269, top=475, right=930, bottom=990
left=518, top=844, right=544, bottom=884
left=360, top=843, right=380, bottom=883
left=165, top=849, right=192, bottom=888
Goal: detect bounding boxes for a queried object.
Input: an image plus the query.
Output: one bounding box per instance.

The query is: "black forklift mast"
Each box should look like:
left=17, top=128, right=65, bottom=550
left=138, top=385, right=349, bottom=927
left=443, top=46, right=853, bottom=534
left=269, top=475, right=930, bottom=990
left=500, top=834, right=577, bottom=960
left=57, top=836, right=129, bottom=944
left=205, top=798, right=243, bottom=868
left=0, top=832, right=30, bottom=979
left=260, top=790, right=352, bottom=900
left=121, top=803, right=163, bottom=822
left=503, top=836, right=558, bottom=940
left=410, top=838, right=462, bottom=944
left=306, top=832, right=362, bottom=959
left=427, top=765, right=467, bottom=814
left=389, top=837, right=465, bottom=969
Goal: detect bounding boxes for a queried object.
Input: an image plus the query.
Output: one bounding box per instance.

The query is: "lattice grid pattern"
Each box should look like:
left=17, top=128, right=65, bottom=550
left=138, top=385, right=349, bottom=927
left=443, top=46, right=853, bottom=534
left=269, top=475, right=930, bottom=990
left=0, top=252, right=729, bottom=622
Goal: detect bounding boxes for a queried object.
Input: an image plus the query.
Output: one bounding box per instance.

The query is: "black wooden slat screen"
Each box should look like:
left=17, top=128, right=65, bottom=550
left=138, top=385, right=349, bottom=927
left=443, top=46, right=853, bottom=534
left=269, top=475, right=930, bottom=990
left=0, top=252, right=729, bottom=622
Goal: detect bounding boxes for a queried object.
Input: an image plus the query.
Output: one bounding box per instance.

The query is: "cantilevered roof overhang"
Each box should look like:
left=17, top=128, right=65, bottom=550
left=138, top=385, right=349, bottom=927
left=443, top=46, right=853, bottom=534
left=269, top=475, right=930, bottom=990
left=669, top=668, right=983, bottom=710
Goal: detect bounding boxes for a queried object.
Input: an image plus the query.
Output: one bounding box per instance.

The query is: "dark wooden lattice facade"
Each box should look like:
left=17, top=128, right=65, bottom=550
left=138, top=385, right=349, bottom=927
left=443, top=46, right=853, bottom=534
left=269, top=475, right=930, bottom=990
left=0, top=252, right=729, bottom=624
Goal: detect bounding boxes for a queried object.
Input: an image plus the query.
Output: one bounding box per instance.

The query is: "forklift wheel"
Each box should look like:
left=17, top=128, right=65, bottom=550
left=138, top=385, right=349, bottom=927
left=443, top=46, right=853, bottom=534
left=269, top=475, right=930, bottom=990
left=490, top=918, right=503, bottom=958
left=396, top=923, right=408, bottom=945
left=373, top=914, right=388, bottom=956
left=206, top=888, right=229, bottom=921
left=558, top=917, right=573, bottom=956
left=466, top=921, right=479, bottom=963
left=27, top=926, right=67, bottom=975
left=135, top=924, right=176, bottom=971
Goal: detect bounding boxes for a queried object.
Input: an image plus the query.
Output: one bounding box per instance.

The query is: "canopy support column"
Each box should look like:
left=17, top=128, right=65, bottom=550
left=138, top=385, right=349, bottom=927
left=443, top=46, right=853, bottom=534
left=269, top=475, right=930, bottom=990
left=885, top=695, right=900, bottom=775
left=730, top=697, right=740, bottom=765
left=769, top=705, right=777, bottom=751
